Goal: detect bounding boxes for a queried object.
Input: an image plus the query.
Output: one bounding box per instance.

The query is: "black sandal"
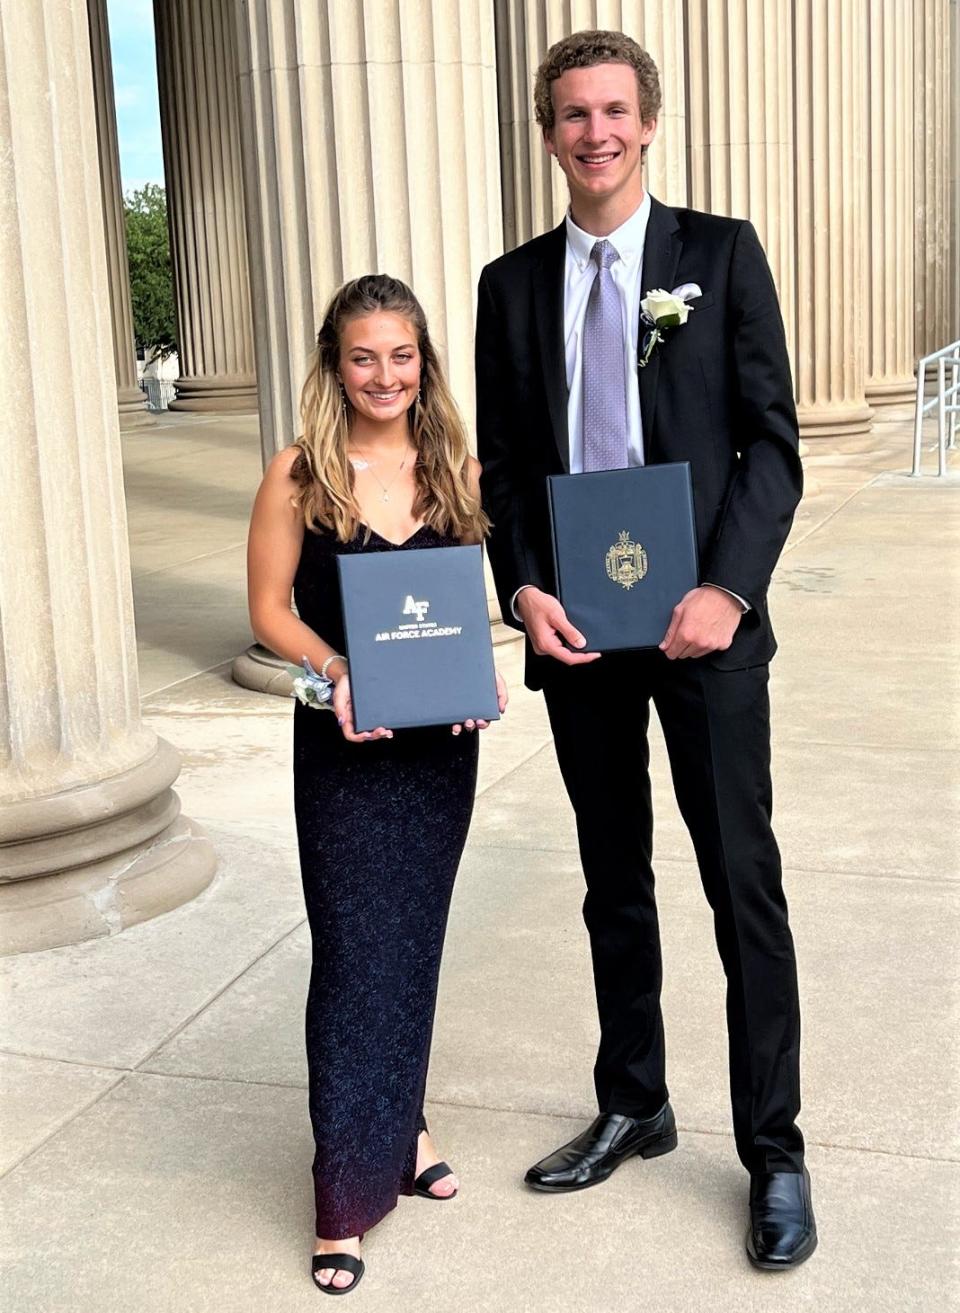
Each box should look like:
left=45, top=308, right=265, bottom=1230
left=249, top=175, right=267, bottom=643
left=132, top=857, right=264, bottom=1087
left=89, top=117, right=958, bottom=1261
left=311, top=1252, right=365, bottom=1295
left=414, top=1160, right=458, bottom=1200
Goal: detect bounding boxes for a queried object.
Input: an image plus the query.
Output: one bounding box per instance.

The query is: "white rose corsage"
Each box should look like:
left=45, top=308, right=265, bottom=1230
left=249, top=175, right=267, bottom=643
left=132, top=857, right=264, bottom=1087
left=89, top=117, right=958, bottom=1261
left=291, top=655, right=335, bottom=709
left=638, top=283, right=701, bottom=369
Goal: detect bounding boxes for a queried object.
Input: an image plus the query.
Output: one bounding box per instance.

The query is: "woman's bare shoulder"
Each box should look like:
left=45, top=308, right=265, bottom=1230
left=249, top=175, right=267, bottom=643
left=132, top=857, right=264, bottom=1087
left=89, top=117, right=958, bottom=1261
left=271, top=444, right=303, bottom=476
left=466, top=453, right=482, bottom=493
left=259, top=444, right=305, bottom=493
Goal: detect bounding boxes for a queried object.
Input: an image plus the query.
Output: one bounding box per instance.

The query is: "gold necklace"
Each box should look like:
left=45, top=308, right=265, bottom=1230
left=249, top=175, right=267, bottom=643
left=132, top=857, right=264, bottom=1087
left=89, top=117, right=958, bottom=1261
left=349, top=445, right=415, bottom=503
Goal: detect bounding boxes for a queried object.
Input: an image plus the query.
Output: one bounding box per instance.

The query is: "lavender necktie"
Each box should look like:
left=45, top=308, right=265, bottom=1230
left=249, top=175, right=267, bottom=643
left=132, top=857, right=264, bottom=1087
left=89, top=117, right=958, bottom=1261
left=582, top=239, right=628, bottom=472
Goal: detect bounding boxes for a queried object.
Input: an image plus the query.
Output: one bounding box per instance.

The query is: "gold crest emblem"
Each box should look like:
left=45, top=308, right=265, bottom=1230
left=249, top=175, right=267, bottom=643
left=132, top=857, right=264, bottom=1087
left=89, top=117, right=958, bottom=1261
left=605, top=529, right=648, bottom=590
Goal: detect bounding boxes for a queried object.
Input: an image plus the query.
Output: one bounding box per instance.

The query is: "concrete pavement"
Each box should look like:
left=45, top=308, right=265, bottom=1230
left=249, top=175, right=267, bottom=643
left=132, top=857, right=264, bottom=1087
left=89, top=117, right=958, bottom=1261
left=1, top=407, right=957, bottom=1311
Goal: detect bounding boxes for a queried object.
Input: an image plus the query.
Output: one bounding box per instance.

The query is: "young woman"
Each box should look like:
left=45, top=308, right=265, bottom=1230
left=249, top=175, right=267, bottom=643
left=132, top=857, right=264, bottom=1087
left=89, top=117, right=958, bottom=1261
left=247, top=275, right=506, bottom=1294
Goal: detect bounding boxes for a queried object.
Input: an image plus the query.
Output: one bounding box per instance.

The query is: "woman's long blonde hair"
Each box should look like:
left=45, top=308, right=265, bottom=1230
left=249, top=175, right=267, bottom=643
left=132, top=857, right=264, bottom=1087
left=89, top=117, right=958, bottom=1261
left=291, top=275, right=489, bottom=543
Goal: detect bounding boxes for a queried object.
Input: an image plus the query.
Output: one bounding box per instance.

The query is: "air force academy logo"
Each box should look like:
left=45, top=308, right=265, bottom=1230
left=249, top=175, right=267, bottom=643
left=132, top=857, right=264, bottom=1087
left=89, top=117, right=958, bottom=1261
left=374, top=593, right=462, bottom=642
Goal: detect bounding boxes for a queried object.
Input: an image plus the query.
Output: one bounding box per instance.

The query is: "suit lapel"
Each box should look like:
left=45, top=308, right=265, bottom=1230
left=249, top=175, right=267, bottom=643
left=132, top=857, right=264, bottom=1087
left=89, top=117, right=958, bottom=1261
left=638, top=198, right=682, bottom=446
left=533, top=222, right=570, bottom=472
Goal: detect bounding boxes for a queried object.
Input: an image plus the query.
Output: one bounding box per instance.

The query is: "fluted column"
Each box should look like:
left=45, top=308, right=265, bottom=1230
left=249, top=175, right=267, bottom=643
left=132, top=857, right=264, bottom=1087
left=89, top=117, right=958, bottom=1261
left=952, top=0, right=960, bottom=340
left=494, top=0, right=687, bottom=250
left=154, top=0, right=257, bottom=410
left=863, top=1, right=916, bottom=406
left=231, top=0, right=503, bottom=693
left=235, top=0, right=502, bottom=465
left=793, top=0, right=872, bottom=438
left=684, top=0, right=796, bottom=374
left=0, top=0, right=215, bottom=954
left=915, top=0, right=954, bottom=358
left=86, top=0, right=154, bottom=429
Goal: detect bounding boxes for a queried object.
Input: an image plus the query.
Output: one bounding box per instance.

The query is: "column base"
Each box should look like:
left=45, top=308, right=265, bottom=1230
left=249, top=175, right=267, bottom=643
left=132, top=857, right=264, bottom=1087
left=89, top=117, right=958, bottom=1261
left=231, top=643, right=294, bottom=696
left=794, top=440, right=821, bottom=498
left=0, top=740, right=216, bottom=955
left=169, top=374, right=258, bottom=412
left=797, top=400, right=874, bottom=439
left=865, top=376, right=918, bottom=407
left=0, top=815, right=215, bottom=956
left=232, top=619, right=522, bottom=701
left=491, top=621, right=523, bottom=646
left=485, top=583, right=523, bottom=647
left=117, top=385, right=156, bottom=429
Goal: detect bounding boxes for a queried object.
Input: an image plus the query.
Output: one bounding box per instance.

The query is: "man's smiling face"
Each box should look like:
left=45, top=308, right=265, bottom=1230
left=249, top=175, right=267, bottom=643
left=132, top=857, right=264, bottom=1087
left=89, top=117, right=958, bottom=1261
left=543, top=62, right=656, bottom=212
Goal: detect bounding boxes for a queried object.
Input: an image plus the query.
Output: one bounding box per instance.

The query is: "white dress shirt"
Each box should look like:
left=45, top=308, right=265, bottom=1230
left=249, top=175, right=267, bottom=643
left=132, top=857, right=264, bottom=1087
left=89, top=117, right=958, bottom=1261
left=511, top=193, right=747, bottom=618
left=564, top=194, right=651, bottom=472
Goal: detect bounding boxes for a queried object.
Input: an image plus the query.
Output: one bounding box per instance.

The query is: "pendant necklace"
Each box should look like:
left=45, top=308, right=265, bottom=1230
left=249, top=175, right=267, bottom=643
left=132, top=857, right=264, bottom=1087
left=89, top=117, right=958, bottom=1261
left=350, top=446, right=413, bottom=503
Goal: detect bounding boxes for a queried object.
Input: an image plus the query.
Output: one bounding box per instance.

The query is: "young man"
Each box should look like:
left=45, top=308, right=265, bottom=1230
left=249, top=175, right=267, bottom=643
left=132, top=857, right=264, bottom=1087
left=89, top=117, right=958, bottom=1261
left=476, top=31, right=815, bottom=1269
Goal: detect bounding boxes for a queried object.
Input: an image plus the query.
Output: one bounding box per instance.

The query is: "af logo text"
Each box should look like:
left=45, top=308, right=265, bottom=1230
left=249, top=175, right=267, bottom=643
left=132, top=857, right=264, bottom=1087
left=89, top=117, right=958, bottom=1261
left=403, top=594, right=430, bottom=623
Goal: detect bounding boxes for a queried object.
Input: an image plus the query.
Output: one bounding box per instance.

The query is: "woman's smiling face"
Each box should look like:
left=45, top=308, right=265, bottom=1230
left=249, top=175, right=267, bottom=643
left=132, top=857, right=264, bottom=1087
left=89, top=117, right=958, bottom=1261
left=338, top=312, right=421, bottom=425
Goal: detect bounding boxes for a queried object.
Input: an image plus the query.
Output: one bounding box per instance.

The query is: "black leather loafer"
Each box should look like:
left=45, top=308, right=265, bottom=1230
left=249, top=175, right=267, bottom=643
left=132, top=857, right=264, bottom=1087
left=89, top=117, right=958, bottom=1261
left=746, top=1167, right=818, bottom=1270
left=524, top=1103, right=677, bottom=1193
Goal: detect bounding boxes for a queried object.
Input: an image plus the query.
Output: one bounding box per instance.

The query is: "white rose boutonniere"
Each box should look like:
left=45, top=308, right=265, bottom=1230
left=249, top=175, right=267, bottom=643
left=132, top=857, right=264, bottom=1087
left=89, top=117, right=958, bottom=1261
left=638, top=283, right=701, bottom=369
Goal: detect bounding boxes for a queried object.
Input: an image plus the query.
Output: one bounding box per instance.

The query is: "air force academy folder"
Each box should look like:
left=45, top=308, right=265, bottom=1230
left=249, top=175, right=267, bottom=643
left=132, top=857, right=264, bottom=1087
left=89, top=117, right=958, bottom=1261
left=547, top=463, right=699, bottom=653
left=336, top=544, right=500, bottom=733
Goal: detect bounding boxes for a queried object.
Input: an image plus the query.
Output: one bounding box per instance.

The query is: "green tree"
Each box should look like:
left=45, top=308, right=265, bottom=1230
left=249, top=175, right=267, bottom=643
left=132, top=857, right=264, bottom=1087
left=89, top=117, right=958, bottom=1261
left=123, top=182, right=177, bottom=358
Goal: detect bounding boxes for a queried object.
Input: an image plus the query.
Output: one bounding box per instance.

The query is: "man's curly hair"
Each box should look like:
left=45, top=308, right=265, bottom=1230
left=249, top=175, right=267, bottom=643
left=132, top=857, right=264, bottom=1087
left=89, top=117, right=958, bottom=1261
left=534, top=29, right=662, bottom=135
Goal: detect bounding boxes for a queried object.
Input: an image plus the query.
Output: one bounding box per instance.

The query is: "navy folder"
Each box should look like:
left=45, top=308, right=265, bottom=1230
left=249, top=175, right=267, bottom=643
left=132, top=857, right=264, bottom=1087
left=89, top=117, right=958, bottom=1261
left=547, top=463, right=699, bottom=652
left=336, top=544, right=500, bottom=732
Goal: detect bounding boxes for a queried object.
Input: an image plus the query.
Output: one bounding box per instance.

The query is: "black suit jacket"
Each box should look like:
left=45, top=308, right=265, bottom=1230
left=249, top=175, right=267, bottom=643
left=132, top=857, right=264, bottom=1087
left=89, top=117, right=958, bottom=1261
left=476, top=197, right=803, bottom=688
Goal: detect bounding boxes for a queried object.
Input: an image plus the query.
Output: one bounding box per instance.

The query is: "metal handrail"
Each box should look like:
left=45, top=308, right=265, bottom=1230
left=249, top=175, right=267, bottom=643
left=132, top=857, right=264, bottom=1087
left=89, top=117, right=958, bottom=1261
left=912, top=339, right=960, bottom=476
left=139, top=376, right=176, bottom=412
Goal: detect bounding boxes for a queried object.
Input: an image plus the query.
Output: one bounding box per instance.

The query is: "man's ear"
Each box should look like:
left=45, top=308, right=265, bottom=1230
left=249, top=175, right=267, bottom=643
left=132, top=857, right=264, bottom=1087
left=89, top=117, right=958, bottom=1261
left=640, top=117, right=658, bottom=148
left=542, top=127, right=557, bottom=159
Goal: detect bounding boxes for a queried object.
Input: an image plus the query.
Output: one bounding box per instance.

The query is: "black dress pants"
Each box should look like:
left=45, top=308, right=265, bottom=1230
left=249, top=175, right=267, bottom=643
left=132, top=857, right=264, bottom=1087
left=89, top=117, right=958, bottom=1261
left=542, top=650, right=804, bottom=1175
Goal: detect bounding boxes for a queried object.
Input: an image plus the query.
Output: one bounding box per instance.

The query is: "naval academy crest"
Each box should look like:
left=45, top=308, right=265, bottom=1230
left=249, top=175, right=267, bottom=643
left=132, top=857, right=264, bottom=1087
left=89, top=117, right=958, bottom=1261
left=605, top=529, right=648, bottom=590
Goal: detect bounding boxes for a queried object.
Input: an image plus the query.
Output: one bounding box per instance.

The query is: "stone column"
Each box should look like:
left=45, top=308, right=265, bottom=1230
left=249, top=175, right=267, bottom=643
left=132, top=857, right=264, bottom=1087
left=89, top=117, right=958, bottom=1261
left=494, top=0, right=688, bottom=250
left=864, top=0, right=916, bottom=406
left=236, top=0, right=502, bottom=462
left=232, top=0, right=504, bottom=692
left=0, top=0, right=215, bottom=955
left=914, top=0, right=954, bottom=359
left=793, top=0, right=872, bottom=438
left=86, top=0, right=154, bottom=429
left=952, top=0, right=960, bottom=341
left=154, top=0, right=257, bottom=410
left=684, top=0, right=796, bottom=374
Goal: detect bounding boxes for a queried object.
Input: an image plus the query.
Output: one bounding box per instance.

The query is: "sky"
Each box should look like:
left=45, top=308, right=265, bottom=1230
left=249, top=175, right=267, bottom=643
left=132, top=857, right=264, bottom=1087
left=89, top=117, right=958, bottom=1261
left=107, top=0, right=165, bottom=195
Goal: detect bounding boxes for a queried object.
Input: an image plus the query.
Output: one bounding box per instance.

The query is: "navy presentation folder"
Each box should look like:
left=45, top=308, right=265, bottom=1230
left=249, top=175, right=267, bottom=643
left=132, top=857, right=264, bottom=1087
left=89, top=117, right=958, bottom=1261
left=336, top=544, right=500, bottom=733
left=547, top=463, right=699, bottom=652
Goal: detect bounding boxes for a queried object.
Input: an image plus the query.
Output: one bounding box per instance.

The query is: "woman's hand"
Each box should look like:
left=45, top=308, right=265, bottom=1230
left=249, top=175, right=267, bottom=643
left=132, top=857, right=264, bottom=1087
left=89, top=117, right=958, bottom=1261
left=332, top=674, right=393, bottom=744
left=452, top=669, right=509, bottom=735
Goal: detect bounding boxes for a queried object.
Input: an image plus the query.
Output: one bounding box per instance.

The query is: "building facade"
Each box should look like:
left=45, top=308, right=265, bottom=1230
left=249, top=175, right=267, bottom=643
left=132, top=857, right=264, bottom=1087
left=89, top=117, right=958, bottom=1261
left=1, top=0, right=956, bottom=953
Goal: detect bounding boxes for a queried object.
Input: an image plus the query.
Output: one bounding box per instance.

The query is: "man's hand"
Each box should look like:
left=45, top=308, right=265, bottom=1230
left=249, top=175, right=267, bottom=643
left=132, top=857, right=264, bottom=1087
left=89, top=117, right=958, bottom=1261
left=516, top=588, right=601, bottom=666
left=659, top=586, right=744, bottom=660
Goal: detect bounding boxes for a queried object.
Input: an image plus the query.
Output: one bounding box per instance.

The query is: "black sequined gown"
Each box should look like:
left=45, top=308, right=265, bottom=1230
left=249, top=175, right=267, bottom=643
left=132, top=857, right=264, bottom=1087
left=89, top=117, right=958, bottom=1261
left=292, top=522, right=479, bottom=1240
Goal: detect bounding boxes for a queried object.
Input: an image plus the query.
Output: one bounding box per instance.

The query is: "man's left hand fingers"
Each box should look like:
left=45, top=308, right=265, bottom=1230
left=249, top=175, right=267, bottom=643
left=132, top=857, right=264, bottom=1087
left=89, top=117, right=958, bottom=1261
left=659, top=607, right=682, bottom=651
